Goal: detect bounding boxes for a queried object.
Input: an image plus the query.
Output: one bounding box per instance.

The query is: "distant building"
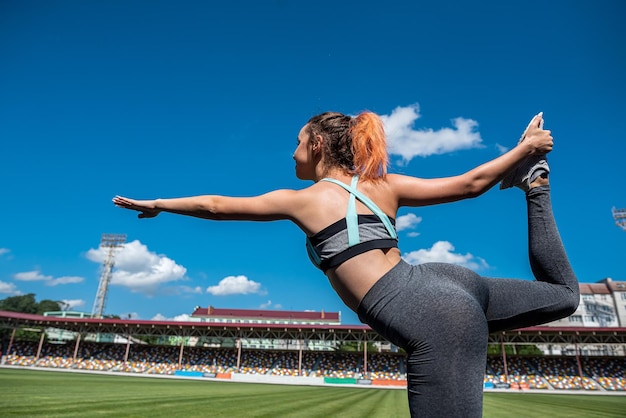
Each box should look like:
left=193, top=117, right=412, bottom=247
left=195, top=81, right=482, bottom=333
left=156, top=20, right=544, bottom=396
left=606, top=279, right=626, bottom=325
left=189, top=306, right=341, bottom=350
left=540, top=278, right=626, bottom=356
left=545, top=278, right=626, bottom=328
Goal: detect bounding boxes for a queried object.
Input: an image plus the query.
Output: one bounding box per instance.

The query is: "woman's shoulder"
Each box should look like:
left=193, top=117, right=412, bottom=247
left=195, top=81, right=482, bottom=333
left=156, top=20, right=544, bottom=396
left=386, top=173, right=419, bottom=183
left=386, top=173, right=428, bottom=191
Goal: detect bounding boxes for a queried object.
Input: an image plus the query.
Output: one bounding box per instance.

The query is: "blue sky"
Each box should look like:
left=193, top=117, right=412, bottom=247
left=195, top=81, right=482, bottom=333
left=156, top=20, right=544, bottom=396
left=1, top=0, right=624, bottom=325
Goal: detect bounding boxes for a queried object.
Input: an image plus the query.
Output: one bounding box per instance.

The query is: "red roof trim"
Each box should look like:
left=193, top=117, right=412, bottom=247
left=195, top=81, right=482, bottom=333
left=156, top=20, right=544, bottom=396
left=0, top=310, right=356, bottom=330
left=191, top=306, right=340, bottom=321
left=2, top=311, right=626, bottom=334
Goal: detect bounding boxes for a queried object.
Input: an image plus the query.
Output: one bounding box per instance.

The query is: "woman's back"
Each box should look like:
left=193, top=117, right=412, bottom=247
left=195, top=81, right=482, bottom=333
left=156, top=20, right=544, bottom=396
left=294, top=173, right=399, bottom=235
left=296, top=173, right=403, bottom=311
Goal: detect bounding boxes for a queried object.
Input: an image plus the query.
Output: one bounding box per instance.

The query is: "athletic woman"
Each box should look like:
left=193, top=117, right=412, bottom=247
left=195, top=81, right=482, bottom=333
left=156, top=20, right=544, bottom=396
left=113, top=111, right=579, bottom=417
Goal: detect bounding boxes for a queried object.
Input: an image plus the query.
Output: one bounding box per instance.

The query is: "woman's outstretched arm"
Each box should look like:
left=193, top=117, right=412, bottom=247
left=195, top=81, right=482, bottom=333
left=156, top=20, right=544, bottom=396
left=113, top=189, right=304, bottom=222
left=391, top=113, right=553, bottom=207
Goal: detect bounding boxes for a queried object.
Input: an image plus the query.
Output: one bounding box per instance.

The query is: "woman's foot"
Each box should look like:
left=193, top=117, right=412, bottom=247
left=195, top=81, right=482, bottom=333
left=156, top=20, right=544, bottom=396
left=500, top=156, right=550, bottom=192
left=500, top=113, right=549, bottom=192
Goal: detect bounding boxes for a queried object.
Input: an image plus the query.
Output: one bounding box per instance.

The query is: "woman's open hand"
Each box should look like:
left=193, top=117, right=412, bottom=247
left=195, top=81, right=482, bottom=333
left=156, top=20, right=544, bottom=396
left=113, top=196, right=161, bottom=219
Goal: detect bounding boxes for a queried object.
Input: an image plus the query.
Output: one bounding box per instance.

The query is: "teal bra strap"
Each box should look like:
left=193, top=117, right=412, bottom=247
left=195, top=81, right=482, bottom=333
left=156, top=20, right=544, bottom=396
left=346, top=176, right=360, bottom=246
left=319, top=176, right=398, bottom=244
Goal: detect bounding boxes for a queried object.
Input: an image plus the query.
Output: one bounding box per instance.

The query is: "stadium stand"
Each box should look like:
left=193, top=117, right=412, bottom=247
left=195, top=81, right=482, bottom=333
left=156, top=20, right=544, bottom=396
left=4, top=340, right=625, bottom=391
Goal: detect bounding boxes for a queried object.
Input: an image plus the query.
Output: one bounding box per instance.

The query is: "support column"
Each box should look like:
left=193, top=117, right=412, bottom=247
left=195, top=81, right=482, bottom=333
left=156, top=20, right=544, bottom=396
left=363, top=334, right=368, bottom=376
left=501, top=336, right=509, bottom=384
left=72, top=334, right=81, bottom=365
left=6, top=328, right=16, bottom=356
left=298, top=335, right=303, bottom=376
left=36, top=331, right=45, bottom=362
left=574, top=335, right=584, bottom=384
left=178, top=338, right=185, bottom=369
left=236, top=336, right=242, bottom=371
left=124, top=338, right=131, bottom=364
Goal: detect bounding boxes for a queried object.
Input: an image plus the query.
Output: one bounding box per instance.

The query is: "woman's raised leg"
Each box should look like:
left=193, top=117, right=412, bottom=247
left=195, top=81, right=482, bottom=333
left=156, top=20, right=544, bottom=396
left=485, top=181, right=579, bottom=332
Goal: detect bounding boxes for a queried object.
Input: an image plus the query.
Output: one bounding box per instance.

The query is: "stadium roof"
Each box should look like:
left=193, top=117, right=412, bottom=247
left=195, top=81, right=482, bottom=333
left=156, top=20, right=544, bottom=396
left=190, top=306, right=340, bottom=322
left=602, top=280, right=626, bottom=292
left=2, top=310, right=626, bottom=345
left=580, top=283, right=612, bottom=294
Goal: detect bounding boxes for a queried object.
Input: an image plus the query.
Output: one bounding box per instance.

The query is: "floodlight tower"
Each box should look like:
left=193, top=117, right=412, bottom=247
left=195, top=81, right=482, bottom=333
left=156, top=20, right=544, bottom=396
left=91, top=234, right=126, bottom=318
left=613, top=207, right=626, bottom=232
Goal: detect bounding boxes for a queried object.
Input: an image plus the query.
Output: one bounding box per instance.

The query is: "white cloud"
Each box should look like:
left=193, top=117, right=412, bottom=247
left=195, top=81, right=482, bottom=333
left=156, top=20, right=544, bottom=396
left=0, top=248, right=10, bottom=256
left=396, top=213, right=422, bottom=232
left=162, top=285, right=203, bottom=296
left=61, top=299, right=85, bottom=310
left=206, top=275, right=265, bottom=296
left=189, top=286, right=203, bottom=294
left=152, top=313, right=191, bottom=322
left=402, top=241, right=489, bottom=271
left=259, top=300, right=282, bottom=309
left=48, top=276, right=84, bottom=286
left=14, top=270, right=52, bottom=281
left=14, top=270, right=84, bottom=286
left=0, top=280, right=20, bottom=295
left=382, top=103, right=483, bottom=163
left=86, top=240, right=187, bottom=296
left=495, top=143, right=509, bottom=154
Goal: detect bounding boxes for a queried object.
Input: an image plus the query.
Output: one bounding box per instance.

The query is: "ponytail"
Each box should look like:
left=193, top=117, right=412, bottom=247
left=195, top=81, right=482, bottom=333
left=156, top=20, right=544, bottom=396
left=350, top=112, right=388, bottom=180
left=306, top=110, right=388, bottom=181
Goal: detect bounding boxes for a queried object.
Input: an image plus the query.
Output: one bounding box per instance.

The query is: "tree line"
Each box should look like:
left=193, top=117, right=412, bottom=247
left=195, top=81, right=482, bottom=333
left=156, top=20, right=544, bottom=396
left=0, top=294, right=62, bottom=315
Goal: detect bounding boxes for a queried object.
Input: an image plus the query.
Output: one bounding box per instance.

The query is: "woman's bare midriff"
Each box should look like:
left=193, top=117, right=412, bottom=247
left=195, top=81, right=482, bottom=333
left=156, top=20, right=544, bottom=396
left=325, top=248, right=402, bottom=312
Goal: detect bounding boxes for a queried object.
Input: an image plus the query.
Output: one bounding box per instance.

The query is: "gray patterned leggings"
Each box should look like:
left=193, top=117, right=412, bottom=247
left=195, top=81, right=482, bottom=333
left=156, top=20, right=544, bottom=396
left=357, top=186, right=579, bottom=417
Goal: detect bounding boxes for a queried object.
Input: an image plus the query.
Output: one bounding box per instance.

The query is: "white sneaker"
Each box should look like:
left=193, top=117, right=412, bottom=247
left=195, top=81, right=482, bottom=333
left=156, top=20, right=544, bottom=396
left=500, top=157, right=550, bottom=192
left=500, top=113, right=549, bottom=192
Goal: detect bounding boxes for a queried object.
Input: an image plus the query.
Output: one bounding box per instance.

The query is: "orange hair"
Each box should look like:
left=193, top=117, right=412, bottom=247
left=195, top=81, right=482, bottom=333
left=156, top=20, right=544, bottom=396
left=306, top=111, right=388, bottom=181
left=350, top=112, right=388, bottom=180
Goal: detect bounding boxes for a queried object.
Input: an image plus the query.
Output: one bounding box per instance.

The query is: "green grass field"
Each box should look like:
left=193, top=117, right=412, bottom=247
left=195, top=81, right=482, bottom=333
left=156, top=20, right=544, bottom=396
left=1, top=368, right=625, bottom=417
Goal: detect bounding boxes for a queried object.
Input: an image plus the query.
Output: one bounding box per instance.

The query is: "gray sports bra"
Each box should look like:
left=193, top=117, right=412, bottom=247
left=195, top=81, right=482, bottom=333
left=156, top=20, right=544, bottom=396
left=306, top=176, right=398, bottom=271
